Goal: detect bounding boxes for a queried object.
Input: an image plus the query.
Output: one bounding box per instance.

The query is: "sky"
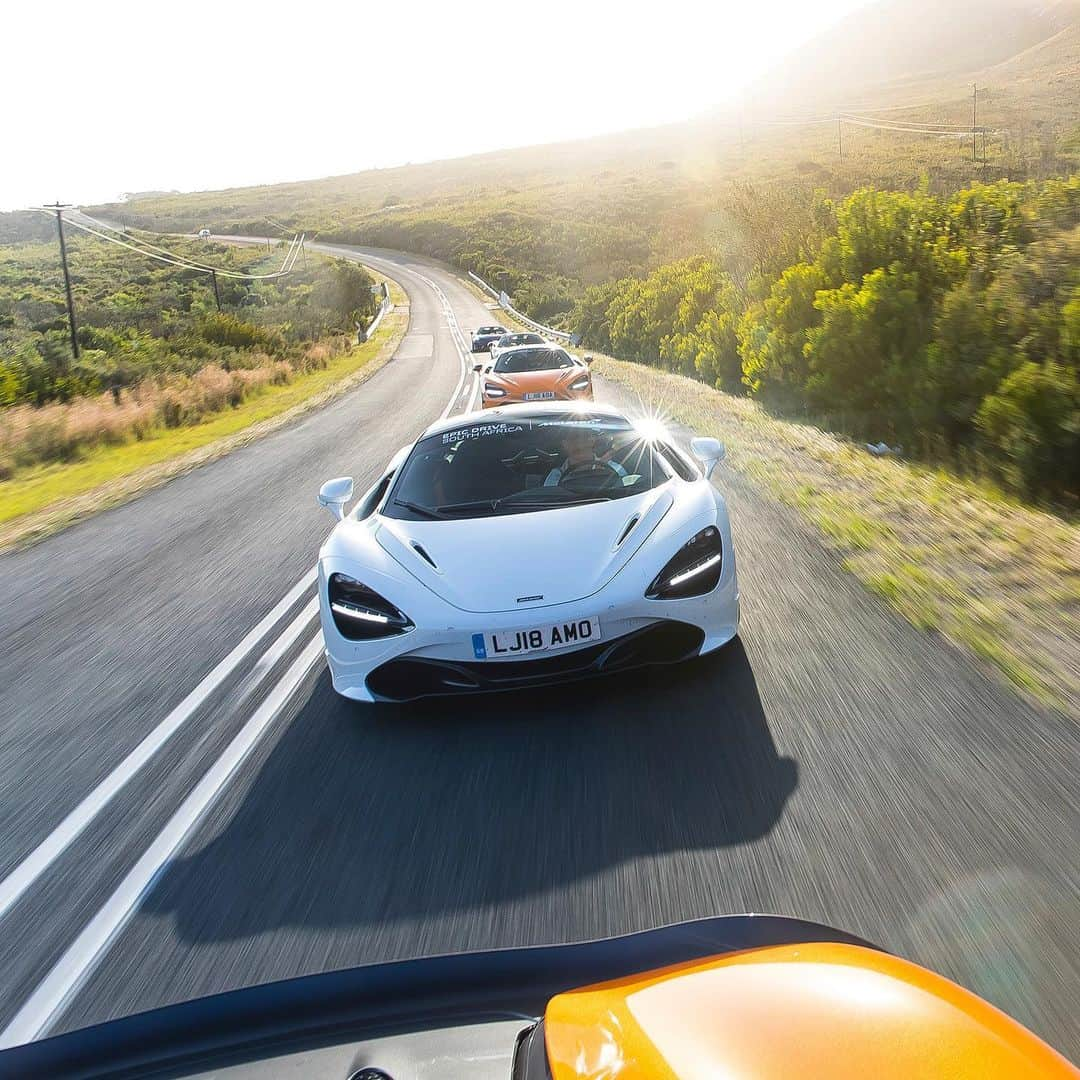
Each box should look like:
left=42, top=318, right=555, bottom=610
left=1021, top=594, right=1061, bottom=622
left=2, top=0, right=876, bottom=211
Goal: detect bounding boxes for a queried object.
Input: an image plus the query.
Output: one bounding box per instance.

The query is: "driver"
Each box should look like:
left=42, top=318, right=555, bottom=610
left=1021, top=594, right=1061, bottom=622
left=544, top=426, right=627, bottom=487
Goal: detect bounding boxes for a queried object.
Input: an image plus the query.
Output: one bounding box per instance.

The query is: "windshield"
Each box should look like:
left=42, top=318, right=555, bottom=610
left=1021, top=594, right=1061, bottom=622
left=386, top=414, right=672, bottom=519
left=497, top=333, right=544, bottom=347
left=494, top=347, right=575, bottom=373
left=477, top=325, right=504, bottom=334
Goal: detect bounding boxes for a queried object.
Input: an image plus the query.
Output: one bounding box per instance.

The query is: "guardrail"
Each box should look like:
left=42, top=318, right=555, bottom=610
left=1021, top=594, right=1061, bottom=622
left=467, top=271, right=573, bottom=343
left=359, top=281, right=392, bottom=343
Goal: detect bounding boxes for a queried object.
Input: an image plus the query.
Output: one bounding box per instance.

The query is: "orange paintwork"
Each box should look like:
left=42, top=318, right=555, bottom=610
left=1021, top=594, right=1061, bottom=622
left=544, top=942, right=1079, bottom=1079
left=481, top=363, right=593, bottom=408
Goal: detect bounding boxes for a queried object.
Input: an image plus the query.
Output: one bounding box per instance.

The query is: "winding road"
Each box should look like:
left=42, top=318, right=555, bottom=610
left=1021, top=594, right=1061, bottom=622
left=0, top=245, right=1076, bottom=1059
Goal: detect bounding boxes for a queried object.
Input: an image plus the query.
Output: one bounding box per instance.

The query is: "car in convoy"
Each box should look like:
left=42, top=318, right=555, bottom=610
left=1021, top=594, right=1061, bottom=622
left=4, top=914, right=1075, bottom=1076
left=314, top=403, right=738, bottom=702
left=470, top=324, right=508, bottom=352
left=489, top=330, right=546, bottom=362
left=475, top=343, right=594, bottom=408
left=197, top=228, right=211, bottom=239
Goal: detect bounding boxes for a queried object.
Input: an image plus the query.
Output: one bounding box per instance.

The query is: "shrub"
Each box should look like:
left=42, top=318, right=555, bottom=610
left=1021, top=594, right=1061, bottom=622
left=977, top=362, right=1080, bottom=500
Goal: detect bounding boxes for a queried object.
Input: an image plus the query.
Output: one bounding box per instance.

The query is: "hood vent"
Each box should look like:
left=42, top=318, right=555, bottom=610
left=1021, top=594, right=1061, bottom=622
left=615, top=514, right=641, bottom=549
left=411, top=542, right=439, bottom=570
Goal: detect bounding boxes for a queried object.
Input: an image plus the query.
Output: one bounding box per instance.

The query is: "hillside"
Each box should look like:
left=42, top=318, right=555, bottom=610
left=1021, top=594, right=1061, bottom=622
left=751, top=0, right=1080, bottom=107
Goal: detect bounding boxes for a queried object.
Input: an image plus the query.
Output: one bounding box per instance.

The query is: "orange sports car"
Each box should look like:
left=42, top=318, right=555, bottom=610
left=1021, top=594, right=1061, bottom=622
left=475, top=343, right=593, bottom=408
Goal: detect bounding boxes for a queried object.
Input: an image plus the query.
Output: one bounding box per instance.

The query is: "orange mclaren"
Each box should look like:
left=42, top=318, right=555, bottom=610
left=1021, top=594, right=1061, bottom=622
left=5, top=915, right=1076, bottom=1076
left=475, top=342, right=593, bottom=408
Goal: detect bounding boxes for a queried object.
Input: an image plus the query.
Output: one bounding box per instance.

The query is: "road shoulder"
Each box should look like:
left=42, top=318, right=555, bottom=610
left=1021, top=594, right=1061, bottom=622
left=594, top=356, right=1079, bottom=716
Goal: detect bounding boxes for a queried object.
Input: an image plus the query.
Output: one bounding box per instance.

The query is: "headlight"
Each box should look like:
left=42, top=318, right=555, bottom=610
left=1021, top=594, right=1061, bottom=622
left=328, top=573, right=414, bottom=639
left=569, top=374, right=591, bottom=391
left=646, top=526, right=723, bottom=600
left=484, top=383, right=507, bottom=397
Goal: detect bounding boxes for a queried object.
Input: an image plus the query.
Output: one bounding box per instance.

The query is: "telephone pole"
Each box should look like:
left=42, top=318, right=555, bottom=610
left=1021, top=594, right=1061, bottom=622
left=838, top=117, right=844, bottom=163
left=972, top=84, right=978, bottom=163
left=44, top=202, right=80, bottom=361
left=211, top=270, right=222, bottom=312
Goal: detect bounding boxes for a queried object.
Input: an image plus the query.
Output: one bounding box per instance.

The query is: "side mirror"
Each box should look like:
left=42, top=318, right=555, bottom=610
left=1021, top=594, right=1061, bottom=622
left=690, top=437, right=725, bottom=479
left=318, top=476, right=354, bottom=521
left=472, top=363, right=484, bottom=373
left=584, top=355, right=594, bottom=366
left=485, top=365, right=493, bottom=374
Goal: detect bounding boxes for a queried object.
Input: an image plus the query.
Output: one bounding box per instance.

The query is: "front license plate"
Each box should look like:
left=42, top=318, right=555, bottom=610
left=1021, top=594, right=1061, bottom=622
left=472, top=617, right=600, bottom=659
left=523, top=391, right=556, bottom=401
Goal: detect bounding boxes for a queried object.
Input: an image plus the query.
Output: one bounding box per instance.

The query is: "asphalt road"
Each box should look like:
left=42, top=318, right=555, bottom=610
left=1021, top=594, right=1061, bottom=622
left=0, top=247, right=1076, bottom=1060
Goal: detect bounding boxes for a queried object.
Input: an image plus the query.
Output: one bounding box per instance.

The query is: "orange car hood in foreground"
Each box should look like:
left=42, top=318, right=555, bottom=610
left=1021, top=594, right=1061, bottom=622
left=486, top=367, right=585, bottom=395
left=544, top=942, right=1078, bottom=1079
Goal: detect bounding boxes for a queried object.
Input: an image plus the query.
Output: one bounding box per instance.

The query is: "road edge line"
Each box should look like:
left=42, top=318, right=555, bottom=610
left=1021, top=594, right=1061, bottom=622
left=0, top=634, right=326, bottom=1049
left=0, top=570, right=316, bottom=925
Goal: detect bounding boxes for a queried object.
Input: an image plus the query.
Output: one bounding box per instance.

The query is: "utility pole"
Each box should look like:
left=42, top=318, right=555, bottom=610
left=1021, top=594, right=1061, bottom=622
left=972, top=84, right=978, bottom=163
left=211, top=270, right=222, bottom=312
left=301, top=235, right=307, bottom=269
left=45, top=202, right=80, bottom=361
left=838, top=117, right=844, bottom=163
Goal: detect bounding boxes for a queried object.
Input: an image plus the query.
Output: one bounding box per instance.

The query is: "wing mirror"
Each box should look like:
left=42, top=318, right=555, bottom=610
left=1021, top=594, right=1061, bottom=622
left=318, top=476, right=354, bottom=521
left=690, top=437, right=725, bottom=479
left=472, top=363, right=484, bottom=373
left=584, top=355, right=594, bottom=366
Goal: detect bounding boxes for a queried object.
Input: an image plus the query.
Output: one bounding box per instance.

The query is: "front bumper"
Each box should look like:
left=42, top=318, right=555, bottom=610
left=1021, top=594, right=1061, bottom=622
left=481, top=386, right=595, bottom=409
left=367, top=621, right=706, bottom=701
left=318, top=558, right=739, bottom=703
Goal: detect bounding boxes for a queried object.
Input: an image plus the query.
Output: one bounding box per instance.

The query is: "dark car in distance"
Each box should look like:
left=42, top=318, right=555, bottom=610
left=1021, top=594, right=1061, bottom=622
left=471, top=324, right=508, bottom=352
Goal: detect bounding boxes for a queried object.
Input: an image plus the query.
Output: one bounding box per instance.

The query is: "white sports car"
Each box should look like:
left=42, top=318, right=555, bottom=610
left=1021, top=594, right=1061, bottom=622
left=316, top=403, right=740, bottom=702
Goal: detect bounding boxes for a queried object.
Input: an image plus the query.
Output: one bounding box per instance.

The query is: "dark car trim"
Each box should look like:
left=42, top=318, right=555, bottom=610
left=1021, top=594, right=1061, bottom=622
left=366, top=621, right=705, bottom=701
left=0, top=917, right=877, bottom=1079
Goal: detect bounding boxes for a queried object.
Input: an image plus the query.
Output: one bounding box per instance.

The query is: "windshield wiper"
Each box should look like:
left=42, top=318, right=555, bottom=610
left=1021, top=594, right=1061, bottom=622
left=392, top=499, right=447, bottom=520
left=434, top=500, right=500, bottom=515
left=504, top=495, right=612, bottom=509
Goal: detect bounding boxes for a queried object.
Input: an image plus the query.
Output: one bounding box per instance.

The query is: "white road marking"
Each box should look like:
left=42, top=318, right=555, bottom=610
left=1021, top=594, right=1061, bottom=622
left=0, top=250, right=487, bottom=1046
left=419, top=271, right=479, bottom=419
left=0, top=570, right=315, bottom=924
left=0, top=634, right=326, bottom=1049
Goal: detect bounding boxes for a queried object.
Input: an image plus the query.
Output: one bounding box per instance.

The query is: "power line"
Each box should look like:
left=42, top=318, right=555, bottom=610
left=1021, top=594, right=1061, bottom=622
left=840, top=112, right=978, bottom=133
left=72, top=211, right=265, bottom=276
left=32, top=209, right=302, bottom=280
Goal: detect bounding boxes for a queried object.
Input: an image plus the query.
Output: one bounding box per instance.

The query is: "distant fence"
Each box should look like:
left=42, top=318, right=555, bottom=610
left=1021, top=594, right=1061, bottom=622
left=468, top=271, right=572, bottom=342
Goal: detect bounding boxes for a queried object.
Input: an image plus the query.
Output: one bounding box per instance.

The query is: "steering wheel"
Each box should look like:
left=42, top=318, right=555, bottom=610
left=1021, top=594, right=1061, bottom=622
left=559, top=461, right=624, bottom=492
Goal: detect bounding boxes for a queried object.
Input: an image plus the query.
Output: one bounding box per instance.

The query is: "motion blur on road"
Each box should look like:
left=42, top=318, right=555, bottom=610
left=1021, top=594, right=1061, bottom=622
left=1, top=0, right=1079, bottom=1072
left=0, top=246, right=1075, bottom=1059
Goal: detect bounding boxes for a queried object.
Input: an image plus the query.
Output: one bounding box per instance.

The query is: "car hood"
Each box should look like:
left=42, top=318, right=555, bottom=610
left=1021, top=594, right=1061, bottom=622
left=375, top=487, right=675, bottom=612
left=488, top=368, right=583, bottom=393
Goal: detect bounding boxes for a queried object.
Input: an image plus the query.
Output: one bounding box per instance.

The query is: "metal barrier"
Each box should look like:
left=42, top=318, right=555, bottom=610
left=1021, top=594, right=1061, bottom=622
left=360, top=281, right=393, bottom=343
left=467, top=271, right=572, bottom=342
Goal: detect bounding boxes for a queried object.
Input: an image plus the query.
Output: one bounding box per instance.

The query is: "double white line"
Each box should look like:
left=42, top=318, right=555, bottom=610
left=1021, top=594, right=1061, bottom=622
left=0, top=265, right=480, bottom=1049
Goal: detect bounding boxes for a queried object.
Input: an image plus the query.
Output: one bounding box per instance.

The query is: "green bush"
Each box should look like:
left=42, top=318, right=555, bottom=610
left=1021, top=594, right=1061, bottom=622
left=977, top=362, right=1080, bottom=498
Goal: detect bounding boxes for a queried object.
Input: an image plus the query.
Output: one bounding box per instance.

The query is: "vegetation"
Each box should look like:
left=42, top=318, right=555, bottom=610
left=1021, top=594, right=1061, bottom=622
left=572, top=179, right=1080, bottom=503
left=594, top=355, right=1080, bottom=714
left=3, top=4, right=1068, bottom=508
left=0, top=233, right=380, bottom=476
left=0, top=287, right=408, bottom=550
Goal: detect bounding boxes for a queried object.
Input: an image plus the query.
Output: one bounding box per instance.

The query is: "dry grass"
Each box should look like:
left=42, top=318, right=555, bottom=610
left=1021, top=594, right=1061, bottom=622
left=0, top=342, right=358, bottom=480
left=594, top=355, right=1080, bottom=715
left=0, top=282, right=408, bottom=550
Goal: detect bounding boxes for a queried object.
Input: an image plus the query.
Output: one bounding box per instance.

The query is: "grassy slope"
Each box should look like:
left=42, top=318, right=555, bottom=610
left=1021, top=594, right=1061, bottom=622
left=89, top=8, right=1080, bottom=276
left=0, top=279, right=408, bottom=551
left=594, top=355, right=1080, bottom=715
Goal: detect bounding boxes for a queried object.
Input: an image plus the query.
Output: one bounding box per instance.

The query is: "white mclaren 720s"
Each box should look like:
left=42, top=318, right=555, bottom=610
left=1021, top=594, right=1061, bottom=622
left=316, top=402, right=739, bottom=702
